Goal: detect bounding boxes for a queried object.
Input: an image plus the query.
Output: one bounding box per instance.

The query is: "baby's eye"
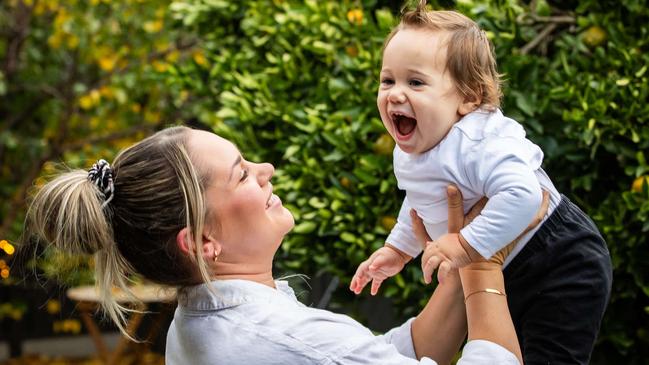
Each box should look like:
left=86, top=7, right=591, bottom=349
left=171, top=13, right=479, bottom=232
left=239, top=168, right=249, bottom=182
left=380, top=77, right=394, bottom=86
left=409, top=79, right=424, bottom=87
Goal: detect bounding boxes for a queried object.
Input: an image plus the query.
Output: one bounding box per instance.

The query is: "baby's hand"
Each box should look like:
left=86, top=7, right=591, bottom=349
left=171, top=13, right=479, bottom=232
left=421, top=233, right=479, bottom=284
left=350, top=245, right=411, bottom=296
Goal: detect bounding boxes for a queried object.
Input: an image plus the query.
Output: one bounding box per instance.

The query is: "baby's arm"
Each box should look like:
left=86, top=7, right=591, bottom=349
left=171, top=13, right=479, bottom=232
left=350, top=198, right=423, bottom=295
left=461, top=137, right=543, bottom=260
left=349, top=244, right=411, bottom=295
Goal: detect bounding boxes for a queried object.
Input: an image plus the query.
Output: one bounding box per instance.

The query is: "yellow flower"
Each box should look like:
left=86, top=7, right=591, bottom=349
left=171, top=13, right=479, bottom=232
left=144, top=20, right=164, bottom=33
left=9, top=308, right=22, bottom=320
left=79, top=95, right=94, bottom=110
left=98, top=55, right=118, bottom=72
left=1, top=268, right=9, bottom=279
left=0, top=240, right=6, bottom=249
left=66, top=34, right=79, bottom=49
left=53, top=9, right=68, bottom=29
left=99, top=86, right=113, bottom=99
left=144, top=110, right=161, bottom=123
left=90, top=89, right=101, bottom=104
left=0, top=259, right=6, bottom=268
left=347, top=9, right=363, bottom=25
left=152, top=60, right=169, bottom=72
left=48, top=33, right=63, bottom=49
left=53, top=321, right=63, bottom=333
left=46, top=300, right=61, bottom=314
left=345, top=45, right=358, bottom=57
left=2, top=243, right=14, bottom=255
left=192, top=51, right=208, bottom=67
left=179, top=90, right=189, bottom=102
left=165, top=50, right=180, bottom=63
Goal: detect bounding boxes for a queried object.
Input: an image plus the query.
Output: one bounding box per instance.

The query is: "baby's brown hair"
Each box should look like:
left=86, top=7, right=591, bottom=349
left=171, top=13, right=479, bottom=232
left=384, top=0, right=502, bottom=109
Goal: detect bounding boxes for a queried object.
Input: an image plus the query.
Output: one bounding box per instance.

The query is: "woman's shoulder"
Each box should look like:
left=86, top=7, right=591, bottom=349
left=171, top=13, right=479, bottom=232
left=169, top=281, right=380, bottom=364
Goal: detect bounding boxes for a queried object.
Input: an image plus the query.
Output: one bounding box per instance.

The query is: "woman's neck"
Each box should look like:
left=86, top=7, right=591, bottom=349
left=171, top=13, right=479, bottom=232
left=211, top=261, right=276, bottom=288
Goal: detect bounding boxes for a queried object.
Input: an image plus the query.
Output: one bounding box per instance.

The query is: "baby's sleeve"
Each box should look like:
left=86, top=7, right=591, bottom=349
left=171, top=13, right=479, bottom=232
left=461, top=136, right=543, bottom=259
left=386, top=197, right=424, bottom=258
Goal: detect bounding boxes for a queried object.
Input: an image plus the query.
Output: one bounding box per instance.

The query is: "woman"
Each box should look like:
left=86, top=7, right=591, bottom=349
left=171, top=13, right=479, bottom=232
left=26, top=126, right=542, bottom=364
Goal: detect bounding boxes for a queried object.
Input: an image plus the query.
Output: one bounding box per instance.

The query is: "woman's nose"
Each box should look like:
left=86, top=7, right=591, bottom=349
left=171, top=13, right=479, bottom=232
left=256, top=162, right=274, bottom=185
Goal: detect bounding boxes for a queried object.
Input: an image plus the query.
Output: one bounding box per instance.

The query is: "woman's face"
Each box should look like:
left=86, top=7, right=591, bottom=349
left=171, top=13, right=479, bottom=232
left=189, top=130, right=294, bottom=266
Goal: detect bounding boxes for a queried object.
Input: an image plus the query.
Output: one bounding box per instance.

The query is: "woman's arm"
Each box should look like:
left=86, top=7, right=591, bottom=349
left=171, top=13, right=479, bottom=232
left=410, top=186, right=469, bottom=364
left=459, top=188, right=549, bottom=365
left=412, top=186, right=549, bottom=364
left=460, top=263, right=522, bottom=363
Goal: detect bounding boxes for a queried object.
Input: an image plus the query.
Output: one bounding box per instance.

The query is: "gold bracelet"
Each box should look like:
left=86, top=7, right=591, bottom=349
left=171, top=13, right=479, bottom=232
left=464, top=288, right=506, bottom=303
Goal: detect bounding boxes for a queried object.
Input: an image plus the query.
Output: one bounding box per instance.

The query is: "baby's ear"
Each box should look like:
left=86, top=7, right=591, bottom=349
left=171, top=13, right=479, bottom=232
left=458, top=93, right=482, bottom=116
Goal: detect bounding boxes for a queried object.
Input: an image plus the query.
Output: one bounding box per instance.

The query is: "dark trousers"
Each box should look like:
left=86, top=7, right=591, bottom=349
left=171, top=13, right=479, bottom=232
left=504, top=195, right=613, bottom=365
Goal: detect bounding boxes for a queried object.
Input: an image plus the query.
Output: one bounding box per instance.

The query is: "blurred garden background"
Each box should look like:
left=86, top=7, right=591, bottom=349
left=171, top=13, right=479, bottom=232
left=1, top=0, right=648, bottom=363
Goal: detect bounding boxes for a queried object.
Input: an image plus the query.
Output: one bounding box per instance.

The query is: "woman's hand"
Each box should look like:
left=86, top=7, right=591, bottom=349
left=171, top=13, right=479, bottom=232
left=414, top=186, right=550, bottom=276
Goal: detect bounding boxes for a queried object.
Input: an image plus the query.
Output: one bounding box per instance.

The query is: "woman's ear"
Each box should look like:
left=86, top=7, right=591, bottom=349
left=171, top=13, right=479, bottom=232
left=176, top=228, right=221, bottom=262
left=202, top=234, right=222, bottom=262
left=176, top=227, right=193, bottom=255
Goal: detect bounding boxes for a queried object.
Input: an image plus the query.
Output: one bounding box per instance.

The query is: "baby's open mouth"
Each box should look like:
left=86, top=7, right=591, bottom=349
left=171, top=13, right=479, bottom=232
left=391, top=112, right=417, bottom=136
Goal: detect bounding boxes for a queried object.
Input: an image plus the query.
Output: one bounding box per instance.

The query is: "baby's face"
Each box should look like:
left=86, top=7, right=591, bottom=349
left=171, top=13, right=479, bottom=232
left=377, top=28, right=468, bottom=155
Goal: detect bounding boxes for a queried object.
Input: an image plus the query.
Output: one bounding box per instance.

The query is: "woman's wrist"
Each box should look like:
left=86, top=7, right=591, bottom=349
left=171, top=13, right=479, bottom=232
left=459, top=263, right=505, bottom=300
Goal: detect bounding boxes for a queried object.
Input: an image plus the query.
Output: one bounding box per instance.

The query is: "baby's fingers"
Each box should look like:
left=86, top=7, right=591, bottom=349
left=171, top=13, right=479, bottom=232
left=350, top=261, right=371, bottom=294
left=370, top=278, right=384, bottom=296
left=422, top=255, right=442, bottom=284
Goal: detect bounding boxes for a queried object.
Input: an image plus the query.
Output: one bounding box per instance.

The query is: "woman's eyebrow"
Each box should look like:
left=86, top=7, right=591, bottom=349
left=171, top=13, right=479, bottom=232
left=228, top=155, right=242, bottom=182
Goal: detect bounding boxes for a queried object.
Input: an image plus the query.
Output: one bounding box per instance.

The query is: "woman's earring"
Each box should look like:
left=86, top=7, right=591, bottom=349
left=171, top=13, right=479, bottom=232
left=213, top=247, right=220, bottom=263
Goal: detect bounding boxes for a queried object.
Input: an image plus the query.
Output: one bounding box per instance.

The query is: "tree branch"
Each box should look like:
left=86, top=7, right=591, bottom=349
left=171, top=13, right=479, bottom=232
left=520, top=23, right=558, bottom=55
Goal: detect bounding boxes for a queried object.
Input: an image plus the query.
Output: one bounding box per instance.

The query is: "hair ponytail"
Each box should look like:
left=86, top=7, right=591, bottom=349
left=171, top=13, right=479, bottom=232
left=27, top=170, right=114, bottom=256
left=26, top=168, right=140, bottom=338
left=25, top=126, right=211, bottom=340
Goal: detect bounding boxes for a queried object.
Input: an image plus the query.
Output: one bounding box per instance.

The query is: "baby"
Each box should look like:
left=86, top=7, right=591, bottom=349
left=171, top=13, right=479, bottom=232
left=349, top=2, right=612, bottom=364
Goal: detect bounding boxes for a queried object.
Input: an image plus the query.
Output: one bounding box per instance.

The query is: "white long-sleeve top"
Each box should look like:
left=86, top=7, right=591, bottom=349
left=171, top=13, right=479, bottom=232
left=166, top=279, right=520, bottom=364
left=386, top=109, right=561, bottom=265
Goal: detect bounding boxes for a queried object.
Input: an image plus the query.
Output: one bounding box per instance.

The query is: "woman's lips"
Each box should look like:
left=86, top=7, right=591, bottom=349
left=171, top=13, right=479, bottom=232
left=266, top=194, right=281, bottom=209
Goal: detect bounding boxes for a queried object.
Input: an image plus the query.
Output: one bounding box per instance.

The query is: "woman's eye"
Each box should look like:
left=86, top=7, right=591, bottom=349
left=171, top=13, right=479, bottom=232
left=380, top=78, right=394, bottom=86
left=239, top=169, right=249, bottom=182
left=409, top=79, right=424, bottom=87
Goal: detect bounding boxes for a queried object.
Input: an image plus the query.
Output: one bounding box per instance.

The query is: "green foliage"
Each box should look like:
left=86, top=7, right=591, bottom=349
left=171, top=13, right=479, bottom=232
left=2, top=0, right=648, bottom=362
left=0, top=0, right=201, bottom=284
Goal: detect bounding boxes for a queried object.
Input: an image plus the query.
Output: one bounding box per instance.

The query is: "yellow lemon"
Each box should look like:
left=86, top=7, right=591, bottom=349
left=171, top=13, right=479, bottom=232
left=340, top=176, right=351, bottom=189
left=46, top=300, right=61, bottom=314
left=582, top=26, right=606, bottom=48
left=380, top=216, right=397, bottom=231
left=631, top=176, right=649, bottom=193
left=373, top=133, right=395, bottom=156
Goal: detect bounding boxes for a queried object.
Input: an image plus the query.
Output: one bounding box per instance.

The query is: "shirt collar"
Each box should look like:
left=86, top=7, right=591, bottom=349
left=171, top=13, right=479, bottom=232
left=178, top=279, right=297, bottom=311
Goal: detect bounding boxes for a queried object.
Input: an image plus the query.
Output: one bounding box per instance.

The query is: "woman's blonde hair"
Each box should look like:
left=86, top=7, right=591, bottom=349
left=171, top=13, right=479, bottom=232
left=384, top=0, right=503, bottom=109
left=26, top=126, right=212, bottom=339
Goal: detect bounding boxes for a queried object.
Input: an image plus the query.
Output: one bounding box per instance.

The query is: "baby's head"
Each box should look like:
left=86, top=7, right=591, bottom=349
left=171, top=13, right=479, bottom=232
left=377, top=1, right=502, bottom=154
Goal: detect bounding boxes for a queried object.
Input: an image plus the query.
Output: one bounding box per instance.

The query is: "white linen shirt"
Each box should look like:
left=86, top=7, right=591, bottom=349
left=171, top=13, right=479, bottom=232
left=386, top=109, right=561, bottom=265
left=165, top=279, right=520, bottom=364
